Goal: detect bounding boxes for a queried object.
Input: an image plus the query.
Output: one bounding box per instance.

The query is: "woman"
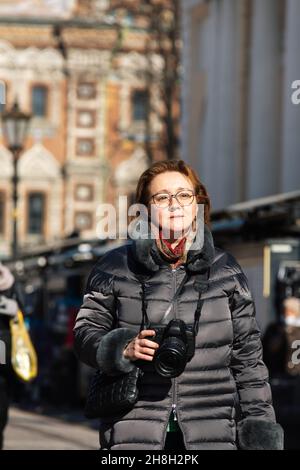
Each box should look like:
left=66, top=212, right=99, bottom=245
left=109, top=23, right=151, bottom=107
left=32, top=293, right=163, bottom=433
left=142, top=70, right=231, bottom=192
left=74, top=160, right=283, bottom=450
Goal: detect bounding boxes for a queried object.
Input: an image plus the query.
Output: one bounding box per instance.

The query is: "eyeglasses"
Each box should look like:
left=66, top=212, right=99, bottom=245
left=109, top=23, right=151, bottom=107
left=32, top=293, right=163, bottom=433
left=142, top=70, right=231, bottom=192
left=150, top=189, right=195, bottom=208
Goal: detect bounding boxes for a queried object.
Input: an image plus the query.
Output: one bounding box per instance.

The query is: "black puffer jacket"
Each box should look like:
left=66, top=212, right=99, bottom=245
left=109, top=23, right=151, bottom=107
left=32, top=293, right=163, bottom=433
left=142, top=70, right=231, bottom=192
left=74, top=225, right=283, bottom=450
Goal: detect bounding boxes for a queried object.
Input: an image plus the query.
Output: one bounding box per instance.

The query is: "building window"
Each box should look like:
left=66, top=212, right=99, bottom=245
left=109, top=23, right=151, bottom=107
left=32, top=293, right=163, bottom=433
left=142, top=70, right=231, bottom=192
left=74, top=212, right=93, bottom=231
left=32, top=85, right=48, bottom=117
left=77, top=110, right=96, bottom=128
left=77, top=82, right=96, bottom=100
left=76, top=138, right=95, bottom=156
left=0, top=192, right=5, bottom=235
left=132, top=90, right=149, bottom=121
left=27, top=193, right=45, bottom=235
left=74, top=184, right=94, bottom=202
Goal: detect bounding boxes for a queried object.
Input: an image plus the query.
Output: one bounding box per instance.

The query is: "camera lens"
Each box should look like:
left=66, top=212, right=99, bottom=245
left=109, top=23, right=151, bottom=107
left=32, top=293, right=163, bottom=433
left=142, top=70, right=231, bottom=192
left=154, top=337, right=187, bottom=378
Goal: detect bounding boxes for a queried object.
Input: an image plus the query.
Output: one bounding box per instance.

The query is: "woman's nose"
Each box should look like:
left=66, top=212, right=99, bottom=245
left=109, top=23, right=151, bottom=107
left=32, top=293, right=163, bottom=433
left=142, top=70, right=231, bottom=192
left=168, top=195, right=181, bottom=209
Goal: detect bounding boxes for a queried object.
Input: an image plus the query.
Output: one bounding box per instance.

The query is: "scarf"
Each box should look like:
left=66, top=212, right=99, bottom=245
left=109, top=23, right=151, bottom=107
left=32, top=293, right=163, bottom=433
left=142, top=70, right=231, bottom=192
left=132, top=220, right=215, bottom=274
left=155, top=229, right=187, bottom=268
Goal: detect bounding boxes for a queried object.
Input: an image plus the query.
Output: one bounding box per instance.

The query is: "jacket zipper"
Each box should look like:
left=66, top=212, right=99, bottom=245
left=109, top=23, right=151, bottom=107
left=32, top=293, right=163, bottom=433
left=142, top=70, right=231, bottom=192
left=171, top=268, right=177, bottom=419
left=172, top=267, right=177, bottom=320
left=162, top=267, right=179, bottom=448
left=162, top=266, right=188, bottom=449
left=172, top=403, right=177, bottom=421
left=170, top=267, right=188, bottom=450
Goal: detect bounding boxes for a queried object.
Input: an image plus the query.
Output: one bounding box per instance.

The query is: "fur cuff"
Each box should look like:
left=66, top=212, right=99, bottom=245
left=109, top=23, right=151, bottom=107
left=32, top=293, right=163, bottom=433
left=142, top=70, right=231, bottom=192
left=96, top=328, right=137, bottom=376
left=237, top=418, right=284, bottom=450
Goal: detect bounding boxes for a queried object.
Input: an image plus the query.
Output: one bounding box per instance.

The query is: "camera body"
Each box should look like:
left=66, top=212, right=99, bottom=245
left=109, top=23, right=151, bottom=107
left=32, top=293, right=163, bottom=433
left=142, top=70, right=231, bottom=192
left=147, top=319, right=195, bottom=378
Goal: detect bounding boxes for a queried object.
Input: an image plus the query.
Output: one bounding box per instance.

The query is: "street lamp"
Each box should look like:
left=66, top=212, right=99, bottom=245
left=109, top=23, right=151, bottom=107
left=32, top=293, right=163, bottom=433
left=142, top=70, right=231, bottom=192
left=1, top=102, right=31, bottom=259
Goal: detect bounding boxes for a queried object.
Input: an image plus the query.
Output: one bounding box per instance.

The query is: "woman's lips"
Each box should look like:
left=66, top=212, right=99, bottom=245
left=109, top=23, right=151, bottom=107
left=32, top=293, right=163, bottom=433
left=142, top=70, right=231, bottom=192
left=169, top=215, right=184, bottom=219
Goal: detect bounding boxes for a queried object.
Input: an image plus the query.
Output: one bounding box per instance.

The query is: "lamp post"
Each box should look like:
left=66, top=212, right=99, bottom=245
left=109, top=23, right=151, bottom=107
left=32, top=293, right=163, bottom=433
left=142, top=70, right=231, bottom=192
left=1, top=102, right=31, bottom=259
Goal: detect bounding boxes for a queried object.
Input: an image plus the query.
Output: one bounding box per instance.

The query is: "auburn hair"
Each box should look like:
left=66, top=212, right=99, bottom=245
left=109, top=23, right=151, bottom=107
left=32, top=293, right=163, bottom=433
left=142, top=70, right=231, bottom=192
left=135, top=159, right=211, bottom=226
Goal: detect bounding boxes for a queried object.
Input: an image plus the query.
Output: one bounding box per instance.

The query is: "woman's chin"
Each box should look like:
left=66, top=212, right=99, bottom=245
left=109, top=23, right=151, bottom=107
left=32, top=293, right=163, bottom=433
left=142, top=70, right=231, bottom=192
left=161, top=222, right=189, bottom=238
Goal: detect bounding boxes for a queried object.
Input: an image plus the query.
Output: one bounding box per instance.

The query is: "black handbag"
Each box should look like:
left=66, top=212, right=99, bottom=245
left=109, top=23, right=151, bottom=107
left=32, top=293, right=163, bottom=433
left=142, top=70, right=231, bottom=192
left=84, top=366, right=143, bottom=419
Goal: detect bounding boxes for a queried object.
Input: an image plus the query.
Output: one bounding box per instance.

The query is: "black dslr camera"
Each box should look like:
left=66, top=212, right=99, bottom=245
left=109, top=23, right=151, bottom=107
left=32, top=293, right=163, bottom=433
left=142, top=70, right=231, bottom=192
left=148, top=319, right=196, bottom=378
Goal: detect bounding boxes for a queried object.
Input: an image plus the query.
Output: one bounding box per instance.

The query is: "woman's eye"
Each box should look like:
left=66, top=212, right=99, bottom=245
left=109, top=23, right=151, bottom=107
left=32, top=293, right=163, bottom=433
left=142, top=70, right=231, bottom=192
left=157, top=195, right=168, bottom=201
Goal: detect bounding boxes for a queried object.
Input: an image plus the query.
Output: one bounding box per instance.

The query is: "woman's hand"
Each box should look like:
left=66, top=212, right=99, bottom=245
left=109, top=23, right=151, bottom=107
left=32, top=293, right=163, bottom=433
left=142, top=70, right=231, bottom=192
left=123, top=330, right=159, bottom=362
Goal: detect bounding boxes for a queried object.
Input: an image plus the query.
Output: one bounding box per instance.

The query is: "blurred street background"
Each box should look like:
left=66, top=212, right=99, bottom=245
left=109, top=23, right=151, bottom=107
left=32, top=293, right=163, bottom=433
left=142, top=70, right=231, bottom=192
left=0, top=0, right=299, bottom=450
left=5, top=407, right=98, bottom=450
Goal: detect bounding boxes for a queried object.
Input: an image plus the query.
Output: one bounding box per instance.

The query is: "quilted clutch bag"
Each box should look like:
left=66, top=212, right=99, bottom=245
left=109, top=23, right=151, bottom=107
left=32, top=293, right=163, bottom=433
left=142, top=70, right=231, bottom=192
left=84, top=366, right=143, bottom=419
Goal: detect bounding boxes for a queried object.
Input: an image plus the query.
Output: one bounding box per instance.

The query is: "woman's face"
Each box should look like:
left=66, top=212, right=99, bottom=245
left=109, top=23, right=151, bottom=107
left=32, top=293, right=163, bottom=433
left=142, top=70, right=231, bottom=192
left=148, top=171, right=198, bottom=238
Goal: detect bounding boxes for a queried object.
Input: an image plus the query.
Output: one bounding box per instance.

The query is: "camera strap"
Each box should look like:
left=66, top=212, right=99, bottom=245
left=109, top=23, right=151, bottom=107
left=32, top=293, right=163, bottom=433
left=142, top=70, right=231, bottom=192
left=193, top=294, right=204, bottom=336
left=140, top=271, right=190, bottom=331
left=140, top=269, right=210, bottom=335
left=160, top=271, right=191, bottom=324
left=193, top=269, right=210, bottom=335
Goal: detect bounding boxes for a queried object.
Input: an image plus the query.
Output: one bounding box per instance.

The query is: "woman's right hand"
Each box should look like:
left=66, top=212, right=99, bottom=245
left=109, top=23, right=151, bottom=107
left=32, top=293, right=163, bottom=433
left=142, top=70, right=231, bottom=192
left=123, top=330, right=159, bottom=362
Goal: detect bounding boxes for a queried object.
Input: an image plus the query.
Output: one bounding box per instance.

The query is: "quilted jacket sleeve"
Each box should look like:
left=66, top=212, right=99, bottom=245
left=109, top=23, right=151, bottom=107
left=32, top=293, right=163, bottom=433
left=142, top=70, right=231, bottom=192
left=229, top=265, right=284, bottom=449
left=73, top=263, right=137, bottom=375
left=229, top=268, right=275, bottom=421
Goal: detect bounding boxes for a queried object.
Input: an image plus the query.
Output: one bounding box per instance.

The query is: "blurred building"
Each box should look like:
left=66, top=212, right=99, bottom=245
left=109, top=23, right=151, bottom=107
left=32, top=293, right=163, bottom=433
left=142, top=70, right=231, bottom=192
left=181, top=0, right=300, bottom=211
left=181, top=0, right=300, bottom=332
left=0, top=0, right=168, bottom=258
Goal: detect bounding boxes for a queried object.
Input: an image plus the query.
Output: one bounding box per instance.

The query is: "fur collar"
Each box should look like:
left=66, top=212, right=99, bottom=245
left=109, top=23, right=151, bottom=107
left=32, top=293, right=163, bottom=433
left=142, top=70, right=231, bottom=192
left=131, top=223, right=215, bottom=274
